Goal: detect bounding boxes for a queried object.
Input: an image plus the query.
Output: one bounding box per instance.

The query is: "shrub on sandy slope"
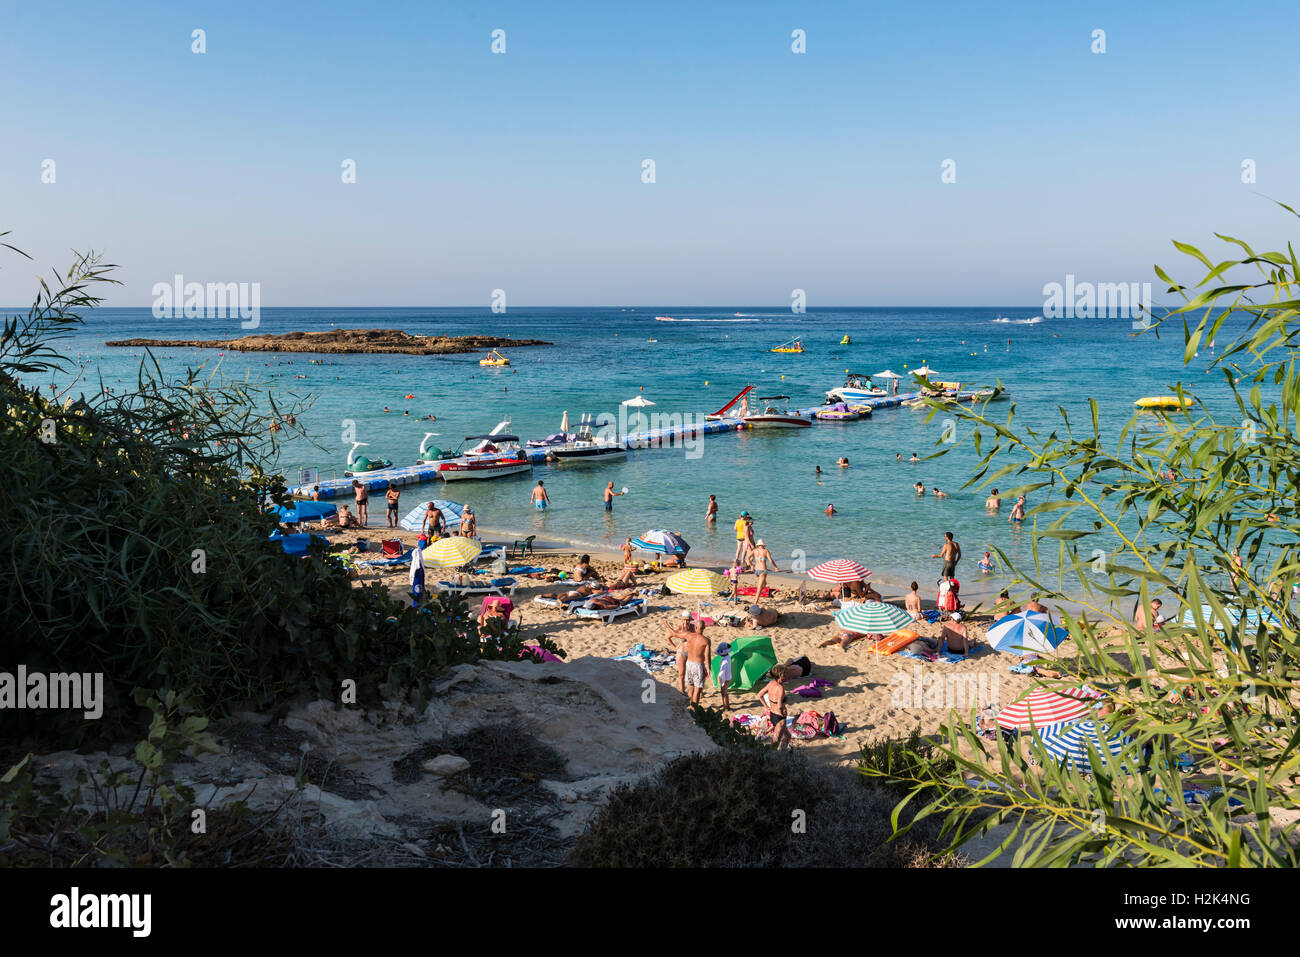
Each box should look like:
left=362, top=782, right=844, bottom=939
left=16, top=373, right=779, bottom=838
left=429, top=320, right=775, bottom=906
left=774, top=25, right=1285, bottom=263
left=568, top=747, right=962, bottom=868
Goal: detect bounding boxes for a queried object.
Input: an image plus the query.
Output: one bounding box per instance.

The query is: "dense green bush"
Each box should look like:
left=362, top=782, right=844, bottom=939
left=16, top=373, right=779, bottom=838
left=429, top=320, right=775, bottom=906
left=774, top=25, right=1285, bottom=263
left=568, top=747, right=960, bottom=868
left=0, top=239, right=556, bottom=747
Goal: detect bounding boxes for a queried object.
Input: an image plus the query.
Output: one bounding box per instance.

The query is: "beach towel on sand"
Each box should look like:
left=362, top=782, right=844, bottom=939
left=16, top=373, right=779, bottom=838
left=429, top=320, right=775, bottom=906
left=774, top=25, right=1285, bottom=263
left=735, top=585, right=778, bottom=598
left=792, top=677, right=834, bottom=698
left=612, top=643, right=676, bottom=675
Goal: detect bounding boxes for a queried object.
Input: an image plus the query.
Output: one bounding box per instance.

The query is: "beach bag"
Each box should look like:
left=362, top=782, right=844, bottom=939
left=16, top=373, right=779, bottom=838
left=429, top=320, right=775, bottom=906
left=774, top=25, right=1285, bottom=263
left=790, top=712, right=821, bottom=740
left=381, top=539, right=402, bottom=557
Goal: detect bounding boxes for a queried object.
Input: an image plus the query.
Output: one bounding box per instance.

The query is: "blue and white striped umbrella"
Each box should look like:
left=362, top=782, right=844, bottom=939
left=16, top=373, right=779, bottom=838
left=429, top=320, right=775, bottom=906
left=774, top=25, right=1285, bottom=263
left=1037, top=720, right=1130, bottom=773
left=400, top=499, right=464, bottom=532
left=632, top=529, right=690, bottom=555
left=987, top=610, right=1069, bottom=656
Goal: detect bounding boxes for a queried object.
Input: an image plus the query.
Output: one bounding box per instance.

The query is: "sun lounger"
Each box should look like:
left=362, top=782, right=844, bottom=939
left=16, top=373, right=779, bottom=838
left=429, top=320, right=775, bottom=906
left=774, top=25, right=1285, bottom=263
left=534, top=592, right=605, bottom=611
left=436, top=577, right=518, bottom=597
left=356, top=549, right=414, bottom=567
left=571, top=597, right=648, bottom=625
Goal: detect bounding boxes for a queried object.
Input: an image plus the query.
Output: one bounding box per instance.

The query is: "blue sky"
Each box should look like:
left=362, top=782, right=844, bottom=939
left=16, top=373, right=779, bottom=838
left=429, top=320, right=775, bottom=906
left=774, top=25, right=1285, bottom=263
left=2, top=0, right=1297, bottom=306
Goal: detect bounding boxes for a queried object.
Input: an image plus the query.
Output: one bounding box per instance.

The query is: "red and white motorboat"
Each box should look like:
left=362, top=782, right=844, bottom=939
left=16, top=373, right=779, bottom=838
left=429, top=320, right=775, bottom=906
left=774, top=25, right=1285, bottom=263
left=424, top=421, right=534, bottom=481
left=706, top=386, right=811, bottom=428
left=438, top=454, right=532, bottom=481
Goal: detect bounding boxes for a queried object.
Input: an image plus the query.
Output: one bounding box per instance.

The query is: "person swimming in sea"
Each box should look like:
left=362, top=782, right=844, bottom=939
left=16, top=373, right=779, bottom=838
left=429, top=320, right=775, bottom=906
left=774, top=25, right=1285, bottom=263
left=914, top=481, right=925, bottom=495
left=836, top=457, right=850, bottom=468
left=825, top=503, right=836, bottom=515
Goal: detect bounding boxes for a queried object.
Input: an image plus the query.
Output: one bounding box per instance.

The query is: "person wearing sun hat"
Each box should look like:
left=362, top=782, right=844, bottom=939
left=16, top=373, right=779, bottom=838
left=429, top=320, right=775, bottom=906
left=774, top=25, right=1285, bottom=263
left=714, top=641, right=732, bottom=710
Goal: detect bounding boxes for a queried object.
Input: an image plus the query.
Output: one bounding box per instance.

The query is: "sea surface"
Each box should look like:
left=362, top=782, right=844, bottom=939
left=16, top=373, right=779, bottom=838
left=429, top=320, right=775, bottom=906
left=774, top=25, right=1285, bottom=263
left=35, top=306, right=1245, bottom=592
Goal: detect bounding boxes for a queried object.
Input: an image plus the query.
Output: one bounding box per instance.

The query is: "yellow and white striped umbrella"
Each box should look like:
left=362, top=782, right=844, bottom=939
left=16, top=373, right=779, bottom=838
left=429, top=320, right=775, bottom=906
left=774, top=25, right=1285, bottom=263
left=422, top=536, right=482, bottom=568
left=666, top=569, right=728, bottom=595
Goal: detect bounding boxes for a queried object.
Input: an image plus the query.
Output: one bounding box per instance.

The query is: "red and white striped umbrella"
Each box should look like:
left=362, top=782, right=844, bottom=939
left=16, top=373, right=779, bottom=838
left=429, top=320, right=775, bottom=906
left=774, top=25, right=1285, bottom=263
left=808, top=559, right=871, bottom=583
left=996, top=686, right=1102, bottom=732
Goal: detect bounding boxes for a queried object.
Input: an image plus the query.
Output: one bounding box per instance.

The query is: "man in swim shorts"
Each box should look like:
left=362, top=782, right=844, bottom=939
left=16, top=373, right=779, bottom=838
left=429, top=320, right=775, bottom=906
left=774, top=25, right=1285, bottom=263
left=603, top=481, right=623, bottom=512
left=1009, top=494, right=1026, bottom=523
left=531, top=480, right=550, bottom=511
left=683, top=620, right=711, bottom=706
left=384, top=483, right=401, bottom=529
left=933, top=531, right=961, bottom=579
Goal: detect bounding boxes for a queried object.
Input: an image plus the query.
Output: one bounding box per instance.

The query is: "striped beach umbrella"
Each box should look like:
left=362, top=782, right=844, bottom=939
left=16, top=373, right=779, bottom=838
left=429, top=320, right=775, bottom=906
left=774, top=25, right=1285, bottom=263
left=422, top=536, right=482, bottom=568
left=666, top=569, right=728, bottom=595
left=1037, top=720, right=1130, bottom=773
left=996, top=686, right=1102, bottom=731
left=632, top=529, right=689, bottom=555
left=833, top=600, right=914, bottom=633
left=808, top=559, right=871, bottom=583
left=987, top=611, right=1069, bottom=656
left=400, top=499, right=464, bottom=532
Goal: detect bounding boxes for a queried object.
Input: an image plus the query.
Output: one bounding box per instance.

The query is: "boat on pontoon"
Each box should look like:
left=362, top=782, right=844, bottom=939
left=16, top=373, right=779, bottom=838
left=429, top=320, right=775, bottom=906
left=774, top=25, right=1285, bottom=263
left=706, top=385, right=808, bottom=427
left=815, top=403, right=863, bottom=422
left=416, top=419, right=533, bottom=481
left=744, top=394, right=812, bottom=428
left=343, top=442, right=394, bottom=476
left=549, top=416, right=628, bottom=463
left=825, top=374, right=887, bottom=404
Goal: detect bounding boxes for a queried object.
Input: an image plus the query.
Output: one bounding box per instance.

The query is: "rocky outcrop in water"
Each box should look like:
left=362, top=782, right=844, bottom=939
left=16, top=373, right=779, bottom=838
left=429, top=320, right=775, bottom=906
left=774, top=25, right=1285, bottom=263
left=105, top=329, right=550, bottom=355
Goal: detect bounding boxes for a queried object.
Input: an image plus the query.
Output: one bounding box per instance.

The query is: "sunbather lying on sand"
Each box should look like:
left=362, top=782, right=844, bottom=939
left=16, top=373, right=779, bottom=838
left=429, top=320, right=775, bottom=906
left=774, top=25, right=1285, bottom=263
left=819, top=630, right=873, bottom=650
left=748, top=604, right=779, bottom=628
left=538, top=582, right=604, bottom=602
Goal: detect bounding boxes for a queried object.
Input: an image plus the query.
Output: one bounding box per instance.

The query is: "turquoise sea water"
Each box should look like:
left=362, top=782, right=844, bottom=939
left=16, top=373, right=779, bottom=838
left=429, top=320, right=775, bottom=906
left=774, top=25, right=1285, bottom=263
left=40, top=306, right=1242, bottom=591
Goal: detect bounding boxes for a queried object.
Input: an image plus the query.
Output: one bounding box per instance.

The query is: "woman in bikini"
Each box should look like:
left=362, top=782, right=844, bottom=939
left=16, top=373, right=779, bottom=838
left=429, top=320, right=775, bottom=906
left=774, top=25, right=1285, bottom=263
left=760, top=665, right=791, bottom=749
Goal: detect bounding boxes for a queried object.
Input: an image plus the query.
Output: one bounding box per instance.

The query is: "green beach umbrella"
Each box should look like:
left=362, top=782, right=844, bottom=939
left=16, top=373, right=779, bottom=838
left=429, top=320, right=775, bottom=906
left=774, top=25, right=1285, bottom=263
left=833, top=600, right=914, bottom=633
left=711, top=634, right=777, bottom=692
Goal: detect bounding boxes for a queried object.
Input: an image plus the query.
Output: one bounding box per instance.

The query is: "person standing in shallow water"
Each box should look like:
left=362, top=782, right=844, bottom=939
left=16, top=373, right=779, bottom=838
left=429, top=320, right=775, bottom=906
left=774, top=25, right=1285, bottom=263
left=933, top=531, right=961, bottom=579
left=705, top=494, right=718, bottom=524
left=384, top=483, right=401, bottom=529
left=531, top=480, right=550, bottom=511
left=352, top=480, right=369, bottom=527
left=603, top=481, right=624, bottom=512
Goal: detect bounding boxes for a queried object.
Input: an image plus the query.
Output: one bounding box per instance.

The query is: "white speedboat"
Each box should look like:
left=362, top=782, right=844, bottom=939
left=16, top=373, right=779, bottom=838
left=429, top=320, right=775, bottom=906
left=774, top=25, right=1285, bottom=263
left=550, top=439, right=627, bottom=463
left=550, top=419, right=627, bottom=463
left=744, top=395, right=811, bottom=428
left=825, top=374, right=887, bottom=404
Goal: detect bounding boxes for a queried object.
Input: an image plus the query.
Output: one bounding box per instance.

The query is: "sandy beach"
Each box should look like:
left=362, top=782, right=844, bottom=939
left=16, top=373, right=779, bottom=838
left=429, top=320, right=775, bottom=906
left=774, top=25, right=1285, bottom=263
left=332, top=522, right=1049, bottom=765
